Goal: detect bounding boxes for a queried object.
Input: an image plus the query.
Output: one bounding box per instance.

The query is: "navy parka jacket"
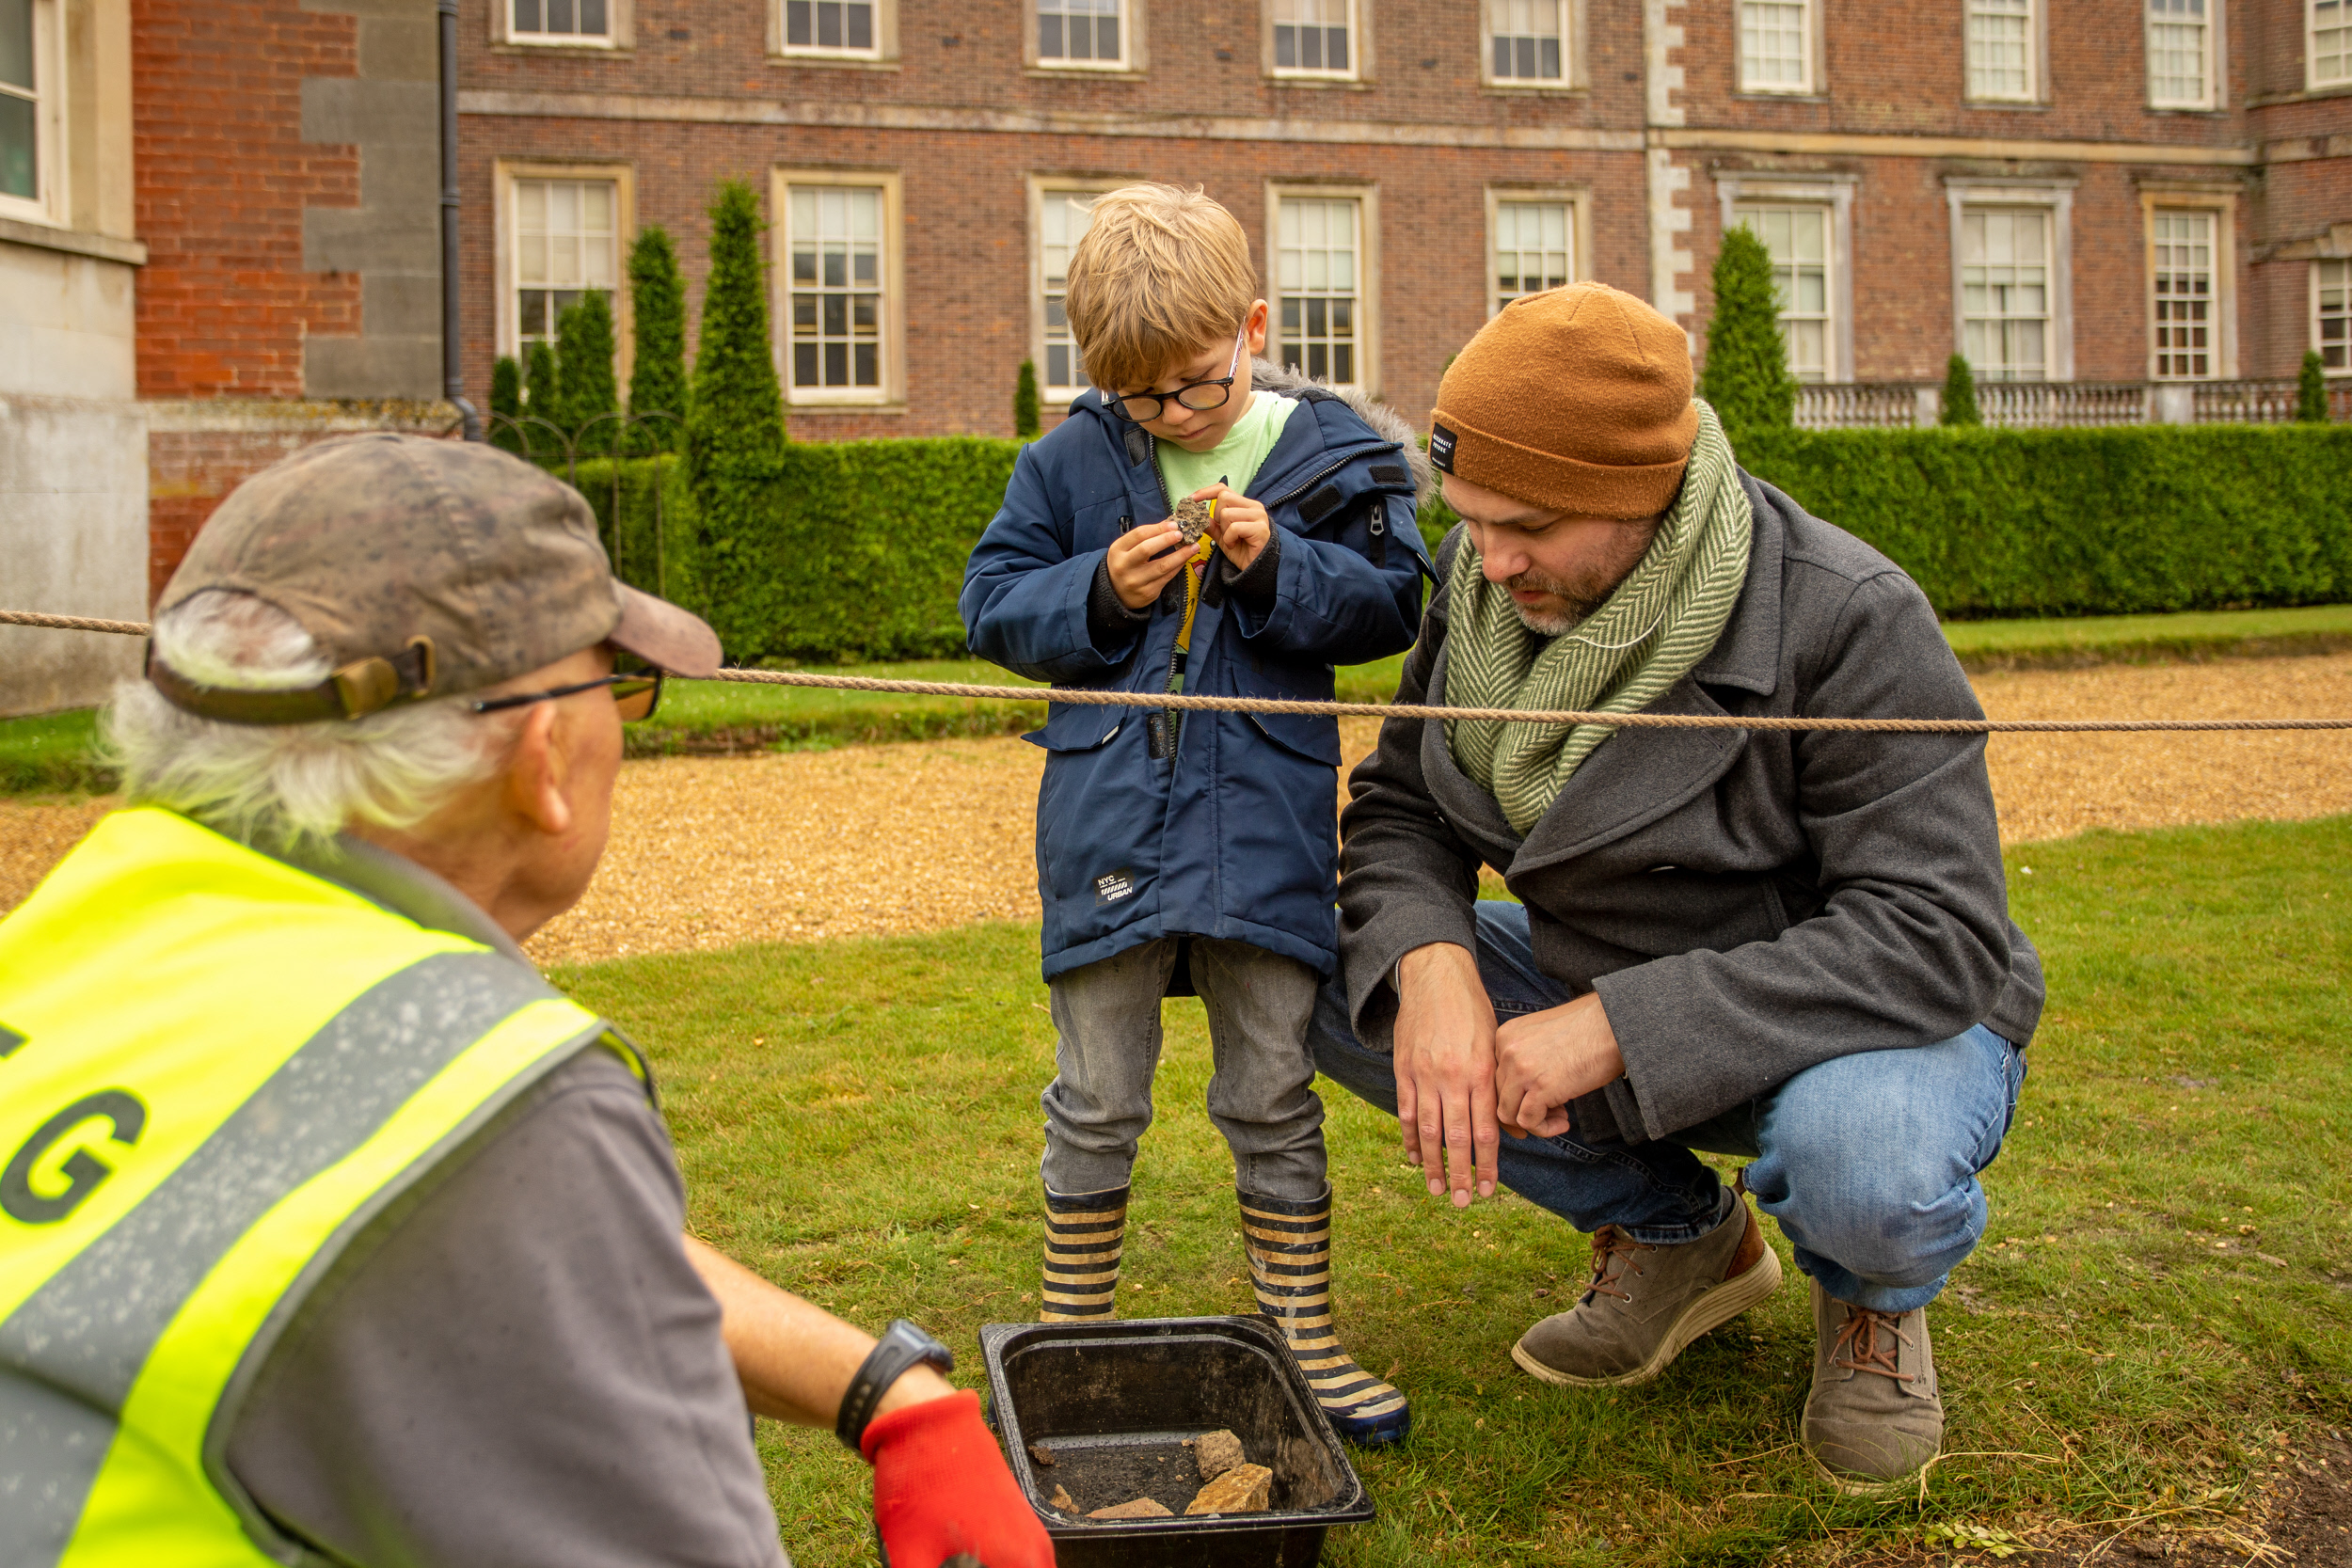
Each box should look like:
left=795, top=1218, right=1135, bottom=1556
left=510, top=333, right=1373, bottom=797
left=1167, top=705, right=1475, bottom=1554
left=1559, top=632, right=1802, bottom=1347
left=961, top=367, right=1431, bottom=982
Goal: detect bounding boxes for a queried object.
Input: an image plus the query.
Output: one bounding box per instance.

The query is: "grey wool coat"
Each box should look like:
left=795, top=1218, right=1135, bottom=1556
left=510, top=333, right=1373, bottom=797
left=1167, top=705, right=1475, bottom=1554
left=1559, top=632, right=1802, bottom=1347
left=1337, top=472, right=2044, bottom=1147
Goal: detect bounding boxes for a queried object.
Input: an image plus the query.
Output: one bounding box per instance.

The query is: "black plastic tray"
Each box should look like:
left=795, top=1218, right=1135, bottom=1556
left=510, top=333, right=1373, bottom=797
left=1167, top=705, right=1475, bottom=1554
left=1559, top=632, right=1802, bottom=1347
left=977, top=1316, right=1375, bottom=1568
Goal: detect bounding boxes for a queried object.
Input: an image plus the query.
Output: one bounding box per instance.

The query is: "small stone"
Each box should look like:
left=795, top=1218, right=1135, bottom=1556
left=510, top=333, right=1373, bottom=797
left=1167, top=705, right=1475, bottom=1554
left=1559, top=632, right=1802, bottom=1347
left=1194, top=1429, right=1247, bottom=1480
left=1185, top=1463, right=1274, bottom=1515
left=1170, top=496, right=1215, bottom=543
left=1049, top=1485, right=1076, bottom=1513
left=1089, top=1497, right=1175, bottom=1520
left=1027, top=1442, right=1055, bottom=1467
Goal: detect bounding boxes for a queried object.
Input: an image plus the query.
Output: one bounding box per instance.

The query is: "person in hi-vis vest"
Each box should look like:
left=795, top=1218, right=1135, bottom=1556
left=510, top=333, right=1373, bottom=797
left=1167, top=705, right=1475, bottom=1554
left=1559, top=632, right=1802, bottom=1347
left=0, top=435, right=1051, bottom=1568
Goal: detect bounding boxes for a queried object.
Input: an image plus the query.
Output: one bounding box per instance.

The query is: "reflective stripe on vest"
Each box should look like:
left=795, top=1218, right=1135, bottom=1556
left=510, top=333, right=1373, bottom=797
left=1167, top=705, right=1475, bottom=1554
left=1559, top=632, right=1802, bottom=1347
left=0, top=808, right=638, bottom=1567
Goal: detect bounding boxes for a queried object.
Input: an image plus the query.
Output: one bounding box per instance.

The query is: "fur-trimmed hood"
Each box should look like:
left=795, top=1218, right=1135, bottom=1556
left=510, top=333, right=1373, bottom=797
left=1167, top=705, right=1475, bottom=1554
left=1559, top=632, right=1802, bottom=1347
left=1248, top=356, right=1436, bottom=508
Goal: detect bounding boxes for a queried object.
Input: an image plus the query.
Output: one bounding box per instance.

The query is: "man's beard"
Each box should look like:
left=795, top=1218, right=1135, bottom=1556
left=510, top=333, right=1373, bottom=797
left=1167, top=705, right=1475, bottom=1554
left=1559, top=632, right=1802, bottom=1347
left=1503, top=571, right=1613, bottom=636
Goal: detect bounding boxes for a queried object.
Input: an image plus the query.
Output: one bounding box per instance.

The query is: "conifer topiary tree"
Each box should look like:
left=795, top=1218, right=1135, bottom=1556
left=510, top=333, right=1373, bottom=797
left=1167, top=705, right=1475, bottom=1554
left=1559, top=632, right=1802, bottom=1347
left=688, top=181, right=787, bottom=632
left=556, top=291, right=620, bottom=453
left=1014, top=358, right=1041, bottom=439
left=1700, top=226, right=1796, bottom=437
left=2299, top=349, right=2331, bottom=423
left=628, top=226, right=690, bottom=446
left=1940, top=353, right=1981, bottom=427
left=490, top=355, right=525, bottom=454
left=523, top=340, right=562, bottom=457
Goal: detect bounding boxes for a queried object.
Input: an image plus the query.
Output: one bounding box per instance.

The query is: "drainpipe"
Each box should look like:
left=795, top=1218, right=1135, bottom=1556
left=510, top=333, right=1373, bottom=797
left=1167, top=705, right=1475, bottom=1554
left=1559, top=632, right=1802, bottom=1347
left=440, top=0, right=482, bottom=440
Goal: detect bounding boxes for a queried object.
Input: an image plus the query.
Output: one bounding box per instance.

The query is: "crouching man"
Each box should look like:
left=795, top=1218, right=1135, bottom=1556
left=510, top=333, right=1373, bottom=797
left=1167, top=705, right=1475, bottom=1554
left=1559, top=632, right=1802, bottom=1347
left=1310, top=284, right=2043, bottom=1490
left=0, top=435, right=1051, bottom=1568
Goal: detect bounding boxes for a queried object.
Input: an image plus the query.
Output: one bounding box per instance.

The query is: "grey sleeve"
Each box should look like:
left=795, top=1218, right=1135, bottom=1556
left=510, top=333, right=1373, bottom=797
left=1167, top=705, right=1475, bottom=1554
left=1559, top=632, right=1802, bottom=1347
left=225, top=1050, right=790, bottom=1568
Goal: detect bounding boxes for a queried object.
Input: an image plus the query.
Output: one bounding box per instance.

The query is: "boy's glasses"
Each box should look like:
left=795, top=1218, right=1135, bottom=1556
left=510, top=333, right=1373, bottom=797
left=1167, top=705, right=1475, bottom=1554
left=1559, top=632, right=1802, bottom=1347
left=472, top=668, right=664, bottom=723
left=1107, top=325, right=1247, bottom=425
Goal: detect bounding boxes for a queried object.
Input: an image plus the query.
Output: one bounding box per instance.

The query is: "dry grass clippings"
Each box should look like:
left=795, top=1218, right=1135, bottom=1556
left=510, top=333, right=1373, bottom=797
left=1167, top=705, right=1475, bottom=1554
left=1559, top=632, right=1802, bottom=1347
left=4, top=655, right=2348, bottom=966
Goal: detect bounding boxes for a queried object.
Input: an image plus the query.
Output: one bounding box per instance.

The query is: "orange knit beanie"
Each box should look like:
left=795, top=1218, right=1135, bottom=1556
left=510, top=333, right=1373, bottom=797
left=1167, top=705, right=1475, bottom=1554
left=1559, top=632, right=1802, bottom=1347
left=1430, top=283, right=1699, bottom=519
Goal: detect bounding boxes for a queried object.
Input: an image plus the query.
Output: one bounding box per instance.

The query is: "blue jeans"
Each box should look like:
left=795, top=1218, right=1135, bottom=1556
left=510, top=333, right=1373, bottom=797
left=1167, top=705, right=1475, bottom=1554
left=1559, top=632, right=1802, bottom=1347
left=1309, top=901, right=2027, bottom=1313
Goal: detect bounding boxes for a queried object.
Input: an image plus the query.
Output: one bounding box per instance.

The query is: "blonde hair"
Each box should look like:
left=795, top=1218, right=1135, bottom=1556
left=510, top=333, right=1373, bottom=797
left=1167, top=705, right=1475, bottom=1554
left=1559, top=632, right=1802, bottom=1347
left=1063, top=183, right=1259, bottom=394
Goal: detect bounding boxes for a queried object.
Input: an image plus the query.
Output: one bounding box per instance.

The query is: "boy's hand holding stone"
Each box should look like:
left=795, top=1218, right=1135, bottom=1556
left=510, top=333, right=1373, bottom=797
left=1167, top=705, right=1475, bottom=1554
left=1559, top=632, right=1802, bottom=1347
left=1106, top=518, right=1190, bottom=610
left=1199, top=485, right=1271, bottom=574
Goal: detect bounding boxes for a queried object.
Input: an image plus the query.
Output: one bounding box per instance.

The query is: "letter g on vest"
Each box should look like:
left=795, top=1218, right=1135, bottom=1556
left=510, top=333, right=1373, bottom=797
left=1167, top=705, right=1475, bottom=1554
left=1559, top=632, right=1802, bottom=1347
left=1, top=1090, right=148, bottom=1226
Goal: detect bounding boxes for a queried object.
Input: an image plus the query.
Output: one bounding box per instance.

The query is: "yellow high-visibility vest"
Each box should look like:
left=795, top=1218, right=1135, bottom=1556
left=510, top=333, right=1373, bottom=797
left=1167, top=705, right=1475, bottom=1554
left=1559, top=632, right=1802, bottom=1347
left=0, top=807, right=644, bottom=1567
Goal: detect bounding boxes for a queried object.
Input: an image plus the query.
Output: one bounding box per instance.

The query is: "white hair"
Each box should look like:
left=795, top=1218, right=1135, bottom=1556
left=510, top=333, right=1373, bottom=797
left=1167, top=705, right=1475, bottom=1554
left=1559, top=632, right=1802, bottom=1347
left=106, top=592, right=519, bottom=850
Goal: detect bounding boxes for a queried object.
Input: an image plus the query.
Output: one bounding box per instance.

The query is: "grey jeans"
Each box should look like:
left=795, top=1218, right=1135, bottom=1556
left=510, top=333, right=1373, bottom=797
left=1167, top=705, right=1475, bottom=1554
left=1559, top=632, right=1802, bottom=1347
left=1041, top=937, right=1328, bottom=1202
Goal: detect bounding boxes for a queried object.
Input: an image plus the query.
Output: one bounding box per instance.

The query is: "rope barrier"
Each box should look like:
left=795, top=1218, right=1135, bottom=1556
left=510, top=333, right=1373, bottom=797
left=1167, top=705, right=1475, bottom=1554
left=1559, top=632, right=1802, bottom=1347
left=9, top=607, right=2350, bottom=736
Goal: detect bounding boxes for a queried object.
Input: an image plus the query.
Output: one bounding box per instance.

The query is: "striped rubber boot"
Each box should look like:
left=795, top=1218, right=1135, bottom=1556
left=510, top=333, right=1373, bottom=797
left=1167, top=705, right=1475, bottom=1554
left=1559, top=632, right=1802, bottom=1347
left=1240, top=1186, right=1411, bottom=1446
left=1040, top=1184, right=1128, bottom=1322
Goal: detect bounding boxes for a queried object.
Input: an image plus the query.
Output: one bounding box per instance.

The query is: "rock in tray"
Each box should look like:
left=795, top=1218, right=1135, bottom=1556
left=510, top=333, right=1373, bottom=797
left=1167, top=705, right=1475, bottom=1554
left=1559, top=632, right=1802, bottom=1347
left=1049, top=1484, right=1078, bottom=1513
left=1186, top=1463, right=1274, bottom=1516
left=1189, top=1428, right=1248, bottom=1481
left=1088, top=1497, right=1175, bottom=1520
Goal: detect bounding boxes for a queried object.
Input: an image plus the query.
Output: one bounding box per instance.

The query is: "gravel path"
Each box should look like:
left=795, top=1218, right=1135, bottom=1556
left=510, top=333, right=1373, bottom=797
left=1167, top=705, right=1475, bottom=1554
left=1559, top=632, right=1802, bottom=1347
left=4, top=655, right=2347, bottom=967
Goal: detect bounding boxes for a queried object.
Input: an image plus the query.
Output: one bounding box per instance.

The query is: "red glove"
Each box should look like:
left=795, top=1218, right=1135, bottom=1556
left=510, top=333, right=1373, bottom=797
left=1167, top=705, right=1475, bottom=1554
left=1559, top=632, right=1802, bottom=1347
left=864, top=1388, right=1056, bottom=1568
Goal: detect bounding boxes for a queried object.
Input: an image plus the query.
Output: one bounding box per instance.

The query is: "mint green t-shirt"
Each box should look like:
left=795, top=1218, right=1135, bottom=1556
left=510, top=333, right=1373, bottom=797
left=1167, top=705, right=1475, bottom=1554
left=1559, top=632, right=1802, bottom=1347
left=1154, top=390, right=1297, bottom=512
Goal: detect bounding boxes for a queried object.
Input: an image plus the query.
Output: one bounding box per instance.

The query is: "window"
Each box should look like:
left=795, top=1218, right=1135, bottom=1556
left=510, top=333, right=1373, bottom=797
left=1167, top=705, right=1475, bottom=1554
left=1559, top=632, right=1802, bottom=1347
left=1493, top=200, right=1574, bottom=310
left=1734, top=206, right=1832, bottom=382
left=787, top=185, right=883, bottom=392
left=1960, top=210, right=2050, bottom=382
left=2151, top=209, right=2216, bottom=379
left=2313, top=0, right=2351, bottom=88
left=1487, top=0, right=1565, bottom=81
left=2314, top=259, right=2349, bottom=372
left=510, top=0, right=611, bottom=42
left=515, top=179, right=618, bottom=347
left=0, top=0, right=54, bottom=222
left=784, top=0, right=876, bottom=55
left=1276, top=196, right=1362, bottom=386
left=1272, top=0, right=1352, bottom=76
left=1739, top=0, right=1812, bottom=92
left=1966, top=0, right=2035, bottom=100
left=1037, top=0, right=1123, bottom=66
left=1038, top=189, right=1099, bottom=394
left=2147, top=0, right=2212, bottom=107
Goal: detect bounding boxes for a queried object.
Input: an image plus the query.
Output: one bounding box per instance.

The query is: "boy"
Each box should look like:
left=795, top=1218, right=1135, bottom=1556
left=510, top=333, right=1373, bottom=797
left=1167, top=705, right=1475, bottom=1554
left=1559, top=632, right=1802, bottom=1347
left=960, top=183, right=1428, bottom=1445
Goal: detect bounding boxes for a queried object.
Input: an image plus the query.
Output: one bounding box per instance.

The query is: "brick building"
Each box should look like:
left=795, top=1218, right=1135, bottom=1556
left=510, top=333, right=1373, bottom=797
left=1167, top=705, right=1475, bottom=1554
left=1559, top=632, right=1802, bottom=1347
left=453, top=0, right=2348, bottom=437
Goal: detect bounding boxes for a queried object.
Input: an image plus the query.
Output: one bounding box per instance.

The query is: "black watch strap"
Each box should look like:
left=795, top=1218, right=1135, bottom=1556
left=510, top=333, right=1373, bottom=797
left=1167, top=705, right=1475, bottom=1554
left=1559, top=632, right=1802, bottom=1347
left=835, top=1319, right=955, bottom=1454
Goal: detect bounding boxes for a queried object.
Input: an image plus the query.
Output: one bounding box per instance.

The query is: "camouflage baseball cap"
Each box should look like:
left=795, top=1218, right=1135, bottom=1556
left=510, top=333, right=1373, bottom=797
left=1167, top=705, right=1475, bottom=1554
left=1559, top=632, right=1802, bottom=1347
left=151, top=433, right=721, bottom=725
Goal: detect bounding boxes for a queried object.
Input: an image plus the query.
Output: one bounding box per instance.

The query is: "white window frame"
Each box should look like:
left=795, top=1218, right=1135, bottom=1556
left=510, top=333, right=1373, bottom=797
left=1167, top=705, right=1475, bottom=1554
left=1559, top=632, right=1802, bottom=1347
left=494, top=0, right=625, bottom=49
left=1483, top=0, right=1585, bottom=90
left=2141, top=189, right=2237, bottom=381
left=2314, top=257, right=2351, bottom=374
left=1963, top=0, right=2040, bottom=103
left=1265, top=0, right=1362, bottom=83
left=493, top=161, right=637, bottom=377
left=1736, top=0, right=1820, bottom=96
left=773, top=168, right=905, bottom=408
left=1946, top=179, right=2074, bottom=383
left=1715, top=173, right=1853, bottom=381
left=771, top=0, right=894, bottom=63
left=1027, top=176, right=1128, bottom=404
left=0, top=0, right=62, bottom=228
left=1485, top=186, right=1592, bottom=316
left=2146, top=0, right=2218, bottom=109
left=1029, top=0, right=1136, bottom=72
left=2312, top=0, right=2352, bottom=89
left=1266, top=184, right=1380, bottom=394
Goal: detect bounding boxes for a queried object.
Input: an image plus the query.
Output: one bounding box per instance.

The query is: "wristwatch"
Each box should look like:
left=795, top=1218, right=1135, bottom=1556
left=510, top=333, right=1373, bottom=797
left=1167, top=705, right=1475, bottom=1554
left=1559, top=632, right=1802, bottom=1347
left=835, top=1319, right=956, bottom=1453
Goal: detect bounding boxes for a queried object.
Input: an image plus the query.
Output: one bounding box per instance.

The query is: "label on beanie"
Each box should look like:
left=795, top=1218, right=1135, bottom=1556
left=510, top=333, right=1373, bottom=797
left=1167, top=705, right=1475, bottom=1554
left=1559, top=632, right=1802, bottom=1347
left=1428, top=423, right=1457, bottom=473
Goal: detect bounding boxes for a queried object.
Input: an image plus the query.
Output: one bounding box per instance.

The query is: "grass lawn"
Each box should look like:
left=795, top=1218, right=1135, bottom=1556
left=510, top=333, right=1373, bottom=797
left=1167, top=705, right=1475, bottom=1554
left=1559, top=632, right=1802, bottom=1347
left=0, top=706, right=105, bottom=794
left=553, top=815, right=2352, bottom=1567
left=1940, top=603, right=2352, bottom=671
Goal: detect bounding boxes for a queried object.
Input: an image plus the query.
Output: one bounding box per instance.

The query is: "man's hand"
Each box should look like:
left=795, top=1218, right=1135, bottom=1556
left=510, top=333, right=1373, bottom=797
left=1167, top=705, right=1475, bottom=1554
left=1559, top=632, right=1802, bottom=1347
left=1393, top=942, right=1501, bottom=1207
left=1200, top=484, right=1271, bottom=575
left=1494, top=992, right=1627, bottom=1139
left=1106, top=517, right=1189, bottom=610
left=865, top=1390, right=1055, bottom=1568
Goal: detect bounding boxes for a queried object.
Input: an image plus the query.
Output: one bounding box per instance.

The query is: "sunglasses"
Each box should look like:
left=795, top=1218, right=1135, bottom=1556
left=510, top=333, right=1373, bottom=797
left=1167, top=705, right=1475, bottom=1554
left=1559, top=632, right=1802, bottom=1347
left=471, top=668, right=663, bottom=723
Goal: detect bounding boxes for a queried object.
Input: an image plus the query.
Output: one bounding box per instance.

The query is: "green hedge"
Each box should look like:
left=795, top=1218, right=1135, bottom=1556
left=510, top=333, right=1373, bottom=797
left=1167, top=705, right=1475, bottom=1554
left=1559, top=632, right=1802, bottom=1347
left=566, top=425, right=2352, bottom=664
left=1739, top=425, right=2352, bottom=619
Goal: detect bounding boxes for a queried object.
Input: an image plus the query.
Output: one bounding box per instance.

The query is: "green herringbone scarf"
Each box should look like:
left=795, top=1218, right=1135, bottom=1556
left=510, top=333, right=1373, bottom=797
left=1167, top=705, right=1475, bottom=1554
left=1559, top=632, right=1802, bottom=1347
left=1444, top=399, right=1754, bottom=834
